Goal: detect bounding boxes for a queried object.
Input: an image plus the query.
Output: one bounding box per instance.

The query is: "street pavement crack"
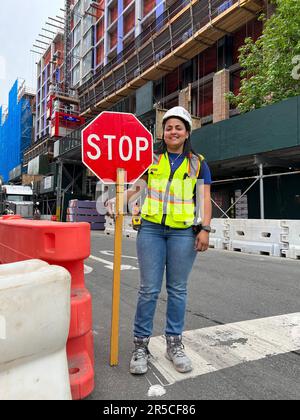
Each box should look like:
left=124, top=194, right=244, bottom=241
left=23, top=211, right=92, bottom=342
left=186, top=309, right=225, bottom=326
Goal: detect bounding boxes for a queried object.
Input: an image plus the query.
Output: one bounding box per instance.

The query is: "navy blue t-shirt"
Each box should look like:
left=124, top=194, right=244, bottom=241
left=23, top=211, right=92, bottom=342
left=168, top=153, right=212, bottom=184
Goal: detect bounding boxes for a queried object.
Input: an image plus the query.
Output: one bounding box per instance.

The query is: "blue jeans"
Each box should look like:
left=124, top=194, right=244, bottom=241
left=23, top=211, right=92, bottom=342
left=134, top=219, right=197, bottom=338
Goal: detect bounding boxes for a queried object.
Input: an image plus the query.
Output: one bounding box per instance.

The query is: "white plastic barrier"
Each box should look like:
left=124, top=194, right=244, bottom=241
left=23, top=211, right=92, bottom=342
left=104, top=215, right=300, bottom=259
left=0, top=259, right=72, bottom=400
left=123, top=215, right=137, bottom=238
left=41, top=215, right=52, bottom=220
left=227, top=219, right=287, bottom=257
left=104, top=215, right=115, bottom=235
left=105, top=215, right=137, bottom=238
left=281, top=220, right=300, bottom=260
left=209, top=219, right=229, bottom=250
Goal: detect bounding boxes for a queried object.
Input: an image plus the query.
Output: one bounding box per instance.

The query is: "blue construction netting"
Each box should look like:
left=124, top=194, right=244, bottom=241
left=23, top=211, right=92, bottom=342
left=20, top=95, right=33, bottom=168
left=0, top=80, right=33, bottom=182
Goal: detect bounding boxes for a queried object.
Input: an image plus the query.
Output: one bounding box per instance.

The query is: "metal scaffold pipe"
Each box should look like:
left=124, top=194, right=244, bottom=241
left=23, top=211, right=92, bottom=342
left=64, top=0, right=72, bottom=92
left=259, top=163, right=265, bottom=220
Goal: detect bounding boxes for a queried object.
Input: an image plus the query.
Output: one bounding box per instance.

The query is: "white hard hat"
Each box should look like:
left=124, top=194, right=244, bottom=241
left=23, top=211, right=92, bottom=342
left=162, top=106, right=193, bottom=132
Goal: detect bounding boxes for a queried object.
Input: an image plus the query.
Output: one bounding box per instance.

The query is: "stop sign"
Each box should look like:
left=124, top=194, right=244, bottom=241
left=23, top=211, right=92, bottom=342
left=82, top=112, right=153, bottom=184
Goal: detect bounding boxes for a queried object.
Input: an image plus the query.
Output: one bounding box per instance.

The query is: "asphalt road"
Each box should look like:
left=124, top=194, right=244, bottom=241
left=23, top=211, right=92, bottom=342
left=85, top=231, right=300, bottom=401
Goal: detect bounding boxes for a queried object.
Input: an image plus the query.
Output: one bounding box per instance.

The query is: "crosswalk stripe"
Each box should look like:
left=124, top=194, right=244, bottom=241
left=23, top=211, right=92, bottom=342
left=149, top=313, right=300, bottom=384
left=84, top=264, right=94, bottom=274
left=89, top=254, right=138, bottom=271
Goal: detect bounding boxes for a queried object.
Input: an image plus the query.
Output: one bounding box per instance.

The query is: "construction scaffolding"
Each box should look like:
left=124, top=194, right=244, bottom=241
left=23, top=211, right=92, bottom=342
left=211, top=170, right=300, bottom=220
left=0, top=80, right=33, bottom=182
left=64, top=0, right=72, bottom=91
left=78, top=0, right=262, bottom=116
left=20, top=93, right=34, bottom=169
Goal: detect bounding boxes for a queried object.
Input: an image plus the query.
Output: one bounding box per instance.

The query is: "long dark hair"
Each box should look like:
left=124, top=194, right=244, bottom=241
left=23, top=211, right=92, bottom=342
left=155, top=118, right=200, bottom=160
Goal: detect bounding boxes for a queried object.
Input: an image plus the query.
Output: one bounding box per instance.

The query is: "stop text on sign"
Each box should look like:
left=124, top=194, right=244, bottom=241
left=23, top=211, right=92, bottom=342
left=87, top=134, right=149, bottom=161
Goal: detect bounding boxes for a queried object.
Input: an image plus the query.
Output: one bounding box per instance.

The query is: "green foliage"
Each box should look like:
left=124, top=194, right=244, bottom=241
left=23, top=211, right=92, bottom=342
left=226, top=0, right=300, bottom=113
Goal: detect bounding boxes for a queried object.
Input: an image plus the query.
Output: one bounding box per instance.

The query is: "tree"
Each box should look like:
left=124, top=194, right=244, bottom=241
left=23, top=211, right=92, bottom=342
left=227, top=0, right=300, bottom=113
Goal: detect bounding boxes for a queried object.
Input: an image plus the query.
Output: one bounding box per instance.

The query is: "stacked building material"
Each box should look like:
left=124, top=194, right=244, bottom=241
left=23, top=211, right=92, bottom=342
left=67, top=200, right=105, bottom=231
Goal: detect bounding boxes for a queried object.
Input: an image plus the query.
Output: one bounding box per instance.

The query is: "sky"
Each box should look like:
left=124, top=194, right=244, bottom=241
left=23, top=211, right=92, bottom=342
left=0, top=0, right=64, bottom=107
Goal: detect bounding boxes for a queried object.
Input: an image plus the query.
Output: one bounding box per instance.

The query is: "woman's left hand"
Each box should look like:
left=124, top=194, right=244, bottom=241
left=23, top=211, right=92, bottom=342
left=194, top=231, right=210, bottom=252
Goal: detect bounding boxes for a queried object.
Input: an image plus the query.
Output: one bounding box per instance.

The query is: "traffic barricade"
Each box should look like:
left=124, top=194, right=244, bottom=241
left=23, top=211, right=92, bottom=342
left=209, top=219, right=229, bottom=250
left=227, top=219, right=287, bottom=257
left=0, top=217, right=94, bottom=400
left=0, top=259, right=71, bottom=400
left=104, top=215, right=115, bottom=235
left=105, top=215, right=138, bottom=238
left=124, top=215, right=137, bottom=239
left=281, top=220, right=300, bottom=260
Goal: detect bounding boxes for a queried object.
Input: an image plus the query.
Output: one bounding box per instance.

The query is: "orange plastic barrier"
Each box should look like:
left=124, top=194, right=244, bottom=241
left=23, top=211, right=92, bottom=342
left=0, top=217, right=94, bottom=400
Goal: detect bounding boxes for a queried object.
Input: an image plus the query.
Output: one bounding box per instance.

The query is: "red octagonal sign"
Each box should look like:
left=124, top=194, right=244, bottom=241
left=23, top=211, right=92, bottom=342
left=82, top=112, right=153, bottom=184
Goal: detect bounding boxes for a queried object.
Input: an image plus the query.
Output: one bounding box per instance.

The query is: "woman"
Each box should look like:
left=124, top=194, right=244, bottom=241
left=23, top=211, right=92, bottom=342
left=107, top=106, right=212, bottom=375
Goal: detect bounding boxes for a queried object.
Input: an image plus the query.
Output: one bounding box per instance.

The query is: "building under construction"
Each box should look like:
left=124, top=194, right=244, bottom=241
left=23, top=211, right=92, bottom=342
left=0, top=80, right=35, bottom=183
left=24, top=25, right=86, bottom=218
left=20, top=0, right=300, bottom=220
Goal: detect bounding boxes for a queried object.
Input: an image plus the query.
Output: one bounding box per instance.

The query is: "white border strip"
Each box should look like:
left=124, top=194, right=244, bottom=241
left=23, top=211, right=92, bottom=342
left=149, top=313, right=300, bottom=384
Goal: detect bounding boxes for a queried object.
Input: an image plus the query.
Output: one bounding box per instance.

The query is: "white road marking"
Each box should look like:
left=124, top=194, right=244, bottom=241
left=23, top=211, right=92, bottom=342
left=149, top=313, right=300, bottom=385
left=84, top=264, right=94, bottom=274
left=89, top=255, right=139, bottom=271
left=100, top=250, right=138, bottom=260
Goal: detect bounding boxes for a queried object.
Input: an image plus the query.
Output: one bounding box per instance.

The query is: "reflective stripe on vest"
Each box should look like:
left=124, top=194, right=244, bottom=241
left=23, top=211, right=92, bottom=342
left=141, top=153, right=203, bottom=229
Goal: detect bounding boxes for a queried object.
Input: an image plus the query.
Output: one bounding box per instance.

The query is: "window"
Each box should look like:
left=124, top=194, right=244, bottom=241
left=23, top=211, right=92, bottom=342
left=84, top=0, right=92, bottom=12
left=96, top=19, right=104, bottom=40
left=73, top=0, right=82, bottom=26
left=110, top=28, right=118, bottom=50
left=96, top=43, right=104, bottom=66
left=109, top=3, right=118, bottom=24
left=124, top=9, right=135, bottom=34
left=82, top=51, right=93, bottom=76
left=83, top=13, right=93, bottom=33
left=72, top=64, right=81, bottom=86
left=82, top=28, right=93, bottom=55
left=73, top=23, right=82, bottom=46
left=72, top=43, right=81, bottom=68
left=143, top=0, right=156, bottom=18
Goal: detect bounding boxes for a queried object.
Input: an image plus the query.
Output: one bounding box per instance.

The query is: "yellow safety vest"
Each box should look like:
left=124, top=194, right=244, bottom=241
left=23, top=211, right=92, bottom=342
left=141, top=153, right=204, bottom=229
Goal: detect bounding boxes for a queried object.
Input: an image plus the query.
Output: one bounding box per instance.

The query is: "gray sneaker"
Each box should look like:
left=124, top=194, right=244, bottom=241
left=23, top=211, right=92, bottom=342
left=165, top=335, right=193, bottom=373
left=130, top=337, right=150, bottom=375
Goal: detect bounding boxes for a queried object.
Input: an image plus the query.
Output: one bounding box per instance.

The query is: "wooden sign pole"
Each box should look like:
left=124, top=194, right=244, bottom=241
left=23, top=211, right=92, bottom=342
left=110, top=168, right=125, bottom=366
